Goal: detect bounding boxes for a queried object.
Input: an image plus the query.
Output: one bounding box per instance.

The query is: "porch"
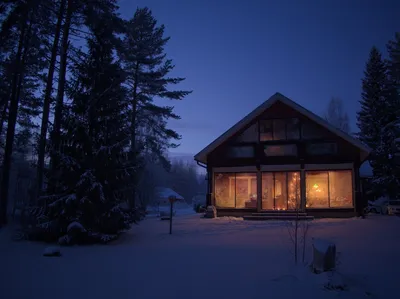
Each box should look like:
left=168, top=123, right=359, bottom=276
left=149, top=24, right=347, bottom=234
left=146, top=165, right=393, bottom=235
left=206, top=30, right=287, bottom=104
left=210, top=164, right=358, bottom=218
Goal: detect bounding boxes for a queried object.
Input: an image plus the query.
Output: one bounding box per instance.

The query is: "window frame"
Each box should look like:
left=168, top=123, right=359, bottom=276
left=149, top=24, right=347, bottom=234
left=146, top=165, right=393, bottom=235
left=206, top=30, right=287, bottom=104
left=213, top=172, right=257, bottom=209
left=261, top=171, right=301, bottom=210
left=227, top=145, right=255, bottom=158
left=264, top=144, right=298, bottom=156
left=306, top=142, right=338, bottom=156
left=305, top=169, right=354, bottom=209
left=259, top=118, right=301, bottom=141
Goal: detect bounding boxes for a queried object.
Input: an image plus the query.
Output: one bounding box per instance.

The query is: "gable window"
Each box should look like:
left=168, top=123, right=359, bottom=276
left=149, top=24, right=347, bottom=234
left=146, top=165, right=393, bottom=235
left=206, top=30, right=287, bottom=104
left=302, top=122, right=325, bottom=139
left=264, top=144, right=297, bottom=156
left=227, top=146, right=254, bottom=158
left=235, top=123, right=258, bottom=142
left=260, top=120, right=273, bottom=141
left=260, top=118, right=300, bottom=141
left=306, top=143, right=338, bottom=155
left=286, top=118, right=300, bottom=139
left=273, top=119, right=286, bottom=140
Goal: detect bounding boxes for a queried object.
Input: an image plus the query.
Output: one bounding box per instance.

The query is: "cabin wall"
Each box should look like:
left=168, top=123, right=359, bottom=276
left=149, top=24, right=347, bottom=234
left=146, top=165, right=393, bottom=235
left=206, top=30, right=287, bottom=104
left=208, top=101, right=360, bottom=167
left=206, top=101, right=362, bottom=218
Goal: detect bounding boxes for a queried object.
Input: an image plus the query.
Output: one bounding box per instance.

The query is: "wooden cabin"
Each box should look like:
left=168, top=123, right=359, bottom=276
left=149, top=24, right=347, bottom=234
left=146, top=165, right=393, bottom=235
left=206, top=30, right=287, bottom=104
left=194, top=93, right=371, bottom=218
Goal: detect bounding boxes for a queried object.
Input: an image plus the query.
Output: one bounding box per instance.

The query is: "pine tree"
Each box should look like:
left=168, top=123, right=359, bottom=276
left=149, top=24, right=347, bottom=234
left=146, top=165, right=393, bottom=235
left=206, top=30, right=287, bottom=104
left=0, top=0, right=49, bottom=225
left=33, top=6, right=137, bottom=243
left=36, top=0, right=67, bottom=197
left=381, top=33, right=400, bottom=199
left=357, top=46, right=397, bottom=198
left=357, top=47, right=391, bottom=148
left=119, top=7, right=192, bottom=207
left=48, top=0, right=122, bottom=194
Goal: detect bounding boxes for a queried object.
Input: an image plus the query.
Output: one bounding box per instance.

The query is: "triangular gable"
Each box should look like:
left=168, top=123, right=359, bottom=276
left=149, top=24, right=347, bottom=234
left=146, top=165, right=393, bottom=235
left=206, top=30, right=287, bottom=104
left=194, top=92, right=371, bottom=164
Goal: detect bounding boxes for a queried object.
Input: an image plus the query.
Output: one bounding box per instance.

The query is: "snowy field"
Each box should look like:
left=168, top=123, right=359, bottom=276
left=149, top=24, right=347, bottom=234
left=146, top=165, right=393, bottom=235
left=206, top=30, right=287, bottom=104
left=1, top=210, right=400, bottom=299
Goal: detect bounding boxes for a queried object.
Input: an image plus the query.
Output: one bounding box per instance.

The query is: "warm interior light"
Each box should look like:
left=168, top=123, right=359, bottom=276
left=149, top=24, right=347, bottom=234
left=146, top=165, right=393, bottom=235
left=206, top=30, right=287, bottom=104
left=313, top=183, right=321, bottom=193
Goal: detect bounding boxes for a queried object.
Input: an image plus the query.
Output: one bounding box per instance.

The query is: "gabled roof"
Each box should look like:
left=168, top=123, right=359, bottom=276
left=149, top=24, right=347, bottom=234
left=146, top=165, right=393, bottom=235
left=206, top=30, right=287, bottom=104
left=194, top=92, right=371, bottom=164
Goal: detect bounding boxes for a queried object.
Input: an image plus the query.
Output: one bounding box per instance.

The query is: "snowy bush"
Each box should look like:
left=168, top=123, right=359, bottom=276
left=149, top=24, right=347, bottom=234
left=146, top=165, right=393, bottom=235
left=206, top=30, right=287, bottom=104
left=21, top=24, right=141, bottom=244
left=193, top=203, right=205, bottom=213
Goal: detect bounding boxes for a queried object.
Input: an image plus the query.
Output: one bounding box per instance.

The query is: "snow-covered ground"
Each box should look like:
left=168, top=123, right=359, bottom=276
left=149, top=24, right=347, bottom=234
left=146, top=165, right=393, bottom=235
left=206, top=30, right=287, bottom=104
left=1, top=211, right=400, bottom=299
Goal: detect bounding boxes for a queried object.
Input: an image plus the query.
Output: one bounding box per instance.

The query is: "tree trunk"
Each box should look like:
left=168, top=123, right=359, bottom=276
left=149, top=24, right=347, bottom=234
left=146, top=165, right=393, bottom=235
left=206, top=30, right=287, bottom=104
left=0, top=99, right=9, bottom=141
left=129, top=62, right=139, bottom=209
left=130, top=62, right=139, bottom=153
left=49, top=0, right=73, bottom=192
left=0, top=17, right=31, bottom=226
left=36, top=0, right=66, bottom=200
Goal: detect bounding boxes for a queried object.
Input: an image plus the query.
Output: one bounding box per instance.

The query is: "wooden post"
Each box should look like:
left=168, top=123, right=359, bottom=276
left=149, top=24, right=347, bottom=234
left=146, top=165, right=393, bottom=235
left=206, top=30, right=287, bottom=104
left=168, top=195, right=176, bottom=234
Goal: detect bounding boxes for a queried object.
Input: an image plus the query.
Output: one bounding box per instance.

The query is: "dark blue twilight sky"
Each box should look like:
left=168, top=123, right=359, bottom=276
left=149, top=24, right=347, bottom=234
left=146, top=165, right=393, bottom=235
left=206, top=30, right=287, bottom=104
left=118, top=0, right=400, bottom=156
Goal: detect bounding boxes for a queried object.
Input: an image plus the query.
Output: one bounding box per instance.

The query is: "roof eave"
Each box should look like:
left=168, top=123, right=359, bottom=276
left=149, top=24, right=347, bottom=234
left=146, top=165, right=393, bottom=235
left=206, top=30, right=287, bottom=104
left=193, top=92, right=373, bottom=166
left=194, top=155, right=206, bottom=165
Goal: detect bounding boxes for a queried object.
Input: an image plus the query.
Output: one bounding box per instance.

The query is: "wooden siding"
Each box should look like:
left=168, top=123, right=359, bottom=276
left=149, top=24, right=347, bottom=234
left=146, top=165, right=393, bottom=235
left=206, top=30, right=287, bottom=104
left=208, top=101, right=361, bottom=168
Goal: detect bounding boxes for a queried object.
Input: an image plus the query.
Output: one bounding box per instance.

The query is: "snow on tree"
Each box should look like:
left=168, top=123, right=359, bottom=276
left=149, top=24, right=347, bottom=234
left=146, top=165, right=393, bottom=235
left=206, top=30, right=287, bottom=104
left=381, top=33, right=400, bottom=198
left=324, top=97, right=350, bottom=133
left=357, top=46, right=399, bottom=198
left=29, top=5, right=137, bottom=243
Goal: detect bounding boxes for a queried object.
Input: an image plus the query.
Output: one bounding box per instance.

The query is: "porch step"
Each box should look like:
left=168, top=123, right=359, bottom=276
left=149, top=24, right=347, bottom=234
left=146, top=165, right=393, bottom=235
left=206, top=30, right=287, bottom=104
left=243, top=215, right=314, bottom=221
left=252, top=211, right=307, bottom=217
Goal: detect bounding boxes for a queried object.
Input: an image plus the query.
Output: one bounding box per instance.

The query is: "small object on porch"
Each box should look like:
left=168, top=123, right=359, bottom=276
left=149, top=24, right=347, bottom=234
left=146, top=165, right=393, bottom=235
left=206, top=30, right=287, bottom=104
left=204, top=206, right=217, bottom=218
left=43, top=246, right=62, bottom=257
left=312, top=238, right=336, bottom=273
left=245, top=197, right=257, bottom=208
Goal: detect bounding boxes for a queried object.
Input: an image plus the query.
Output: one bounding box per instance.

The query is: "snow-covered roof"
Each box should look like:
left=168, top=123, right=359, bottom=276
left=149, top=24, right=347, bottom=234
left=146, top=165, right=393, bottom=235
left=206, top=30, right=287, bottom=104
left=194, top=92, right=371, bottom=164
left=155, top=187, right=184, bottom=200
left=359, top=161, right=373, bottom=178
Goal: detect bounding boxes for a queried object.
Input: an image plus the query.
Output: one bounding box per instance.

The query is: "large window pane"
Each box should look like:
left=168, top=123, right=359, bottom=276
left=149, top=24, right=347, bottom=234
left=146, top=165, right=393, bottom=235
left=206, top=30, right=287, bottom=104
left=262, top=173, right=274, bottom=210
left=329, top=170, right=353, bottom=207
left=288, top=172, right=301, bottom=209
left=286, top=118, right=300, bottom=140
left=228, top=146, right=254, bottom=158
left=274, top=172, right=287, bottom=210
left=273, top=119, right=286, bottom=140
left=264, top=144, right=297, bottom=156
left=235, top=173, right=257, bottom=208
left=262, top=172, right=300, bottom=210
left=306, top=171, right=329, bottom=208
left=236, top=123, right=258, bottom=142
left=260, top=120, right=273, bottom=141
left=306, top=143, right=337, bottom=155
left=214, top=173, right=235, bottom=208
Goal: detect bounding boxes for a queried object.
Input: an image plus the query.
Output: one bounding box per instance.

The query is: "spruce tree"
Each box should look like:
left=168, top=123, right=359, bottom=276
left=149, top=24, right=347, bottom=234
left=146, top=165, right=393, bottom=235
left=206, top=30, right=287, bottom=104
left=382, top=33, right=400, bottom=198
left=357, top=46, right=397, bottom=198
left=357, top=47, right=391, bottom=148
left=34, top=7, right=136, bottom=243
left=47, top=0, right=122, bottom=194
